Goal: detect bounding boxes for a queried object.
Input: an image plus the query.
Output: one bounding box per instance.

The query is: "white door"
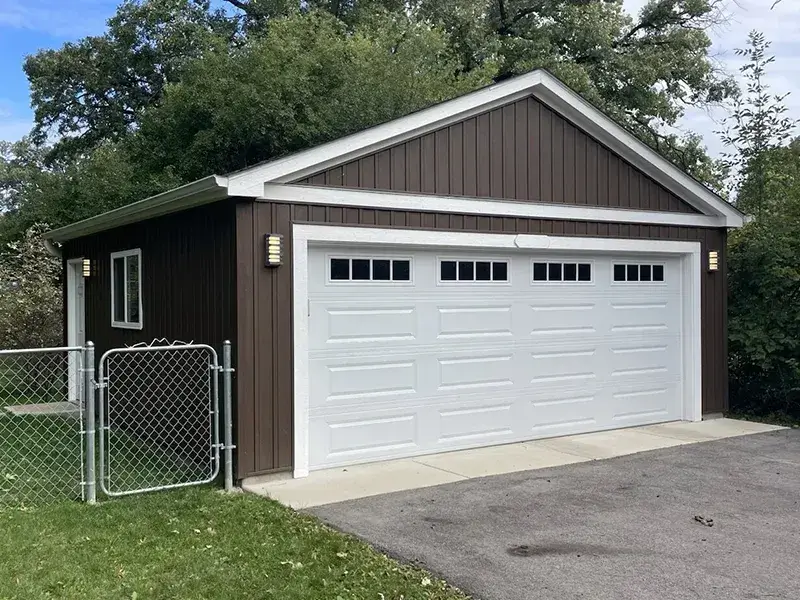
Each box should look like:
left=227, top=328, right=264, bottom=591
left=307, top=246, right=684, bottom=470
left=66, top=259, right=86, bottom=404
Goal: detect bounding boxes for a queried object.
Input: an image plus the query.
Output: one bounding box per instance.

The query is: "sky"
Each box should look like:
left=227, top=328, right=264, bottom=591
left=0, top=0, right=798, bottom=156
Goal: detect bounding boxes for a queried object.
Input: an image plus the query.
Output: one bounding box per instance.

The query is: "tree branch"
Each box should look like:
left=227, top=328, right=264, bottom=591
left=221, top=0, right=250, bottom=13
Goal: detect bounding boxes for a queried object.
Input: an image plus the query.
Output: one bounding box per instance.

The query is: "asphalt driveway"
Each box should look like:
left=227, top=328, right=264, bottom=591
left=311, top=429, right=800, bottom=600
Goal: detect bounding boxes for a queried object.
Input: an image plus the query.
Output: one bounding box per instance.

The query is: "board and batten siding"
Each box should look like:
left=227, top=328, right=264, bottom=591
left=235, top=200, right=728, bottom=479
left=63, top=201, right=238, bottom=363
left=295, top=96, right=700, bottom=215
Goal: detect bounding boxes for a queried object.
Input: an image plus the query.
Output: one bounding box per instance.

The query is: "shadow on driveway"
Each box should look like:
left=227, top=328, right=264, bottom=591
left=310, top=430, right=800, bottom=600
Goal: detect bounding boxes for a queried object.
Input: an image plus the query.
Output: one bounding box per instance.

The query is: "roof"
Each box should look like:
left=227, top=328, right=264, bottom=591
left=44, top=69, right=745, bottom=243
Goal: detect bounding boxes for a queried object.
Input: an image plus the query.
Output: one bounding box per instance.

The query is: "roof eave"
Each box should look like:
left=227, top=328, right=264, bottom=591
left=43, top=175, right=230, bottom=244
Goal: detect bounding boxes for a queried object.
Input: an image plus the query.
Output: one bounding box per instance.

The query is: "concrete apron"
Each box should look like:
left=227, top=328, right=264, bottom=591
left=242, top=418, right=785, bottom=509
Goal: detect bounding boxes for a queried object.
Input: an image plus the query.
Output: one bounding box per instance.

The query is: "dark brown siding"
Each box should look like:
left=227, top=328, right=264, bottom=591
left=63, top=201, right=237, bottom=362
left=235, top=201, right=728, bottom=478
left=295, top=97, right=700, bottom=214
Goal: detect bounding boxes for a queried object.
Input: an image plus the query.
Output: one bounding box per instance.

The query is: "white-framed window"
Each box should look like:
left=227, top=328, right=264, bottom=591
left=438, top=258, right=510, bottom=283
left=328, top=256, right=413, bottom=283
left=532, top=261, right=593, bottom=283
left=111, top=249, right=143, bottom=329
left=613, top=263, right=665, bottom=283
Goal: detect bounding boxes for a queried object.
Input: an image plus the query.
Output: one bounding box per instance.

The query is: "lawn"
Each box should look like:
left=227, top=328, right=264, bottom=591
left=0, top=487, right=468, bottom=600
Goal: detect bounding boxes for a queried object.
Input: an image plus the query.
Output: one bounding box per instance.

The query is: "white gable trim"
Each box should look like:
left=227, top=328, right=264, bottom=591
left=261, top=183, right=729, bottom=228
left=230, top=70, right=743, bottom=228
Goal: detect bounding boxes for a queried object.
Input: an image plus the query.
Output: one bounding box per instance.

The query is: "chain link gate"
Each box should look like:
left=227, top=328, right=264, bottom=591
left=97, top=343, right=222, bottom=497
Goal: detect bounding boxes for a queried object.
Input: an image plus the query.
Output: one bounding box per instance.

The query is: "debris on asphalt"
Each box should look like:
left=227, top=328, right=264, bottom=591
left=694, top=515, right=714, bottom=527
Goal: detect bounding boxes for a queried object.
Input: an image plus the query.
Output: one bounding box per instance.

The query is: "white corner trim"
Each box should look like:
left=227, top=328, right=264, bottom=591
left=292, top=230, right=311, bottom=478
left=291, top=224, right=703, bottom=478
left=263, top=183, right=728, bottom=228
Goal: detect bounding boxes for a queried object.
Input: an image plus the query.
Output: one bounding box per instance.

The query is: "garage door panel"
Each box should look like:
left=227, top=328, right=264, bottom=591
left=437, top=304, right=514, bottom=340
left=610, top=383, right=681, bottom=423
left=311, top=303, right=419, bottom=348
left=436, top=402, right=515, bottom=443
left=437, top=353, right=515, bottom=392
left=310, top=412, right=419, bottom=465
left=529, top=392, right=598, bottom=432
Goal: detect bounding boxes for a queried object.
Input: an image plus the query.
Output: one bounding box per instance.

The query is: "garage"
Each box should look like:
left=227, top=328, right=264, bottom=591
left=300, top=230, right=696, bottom=471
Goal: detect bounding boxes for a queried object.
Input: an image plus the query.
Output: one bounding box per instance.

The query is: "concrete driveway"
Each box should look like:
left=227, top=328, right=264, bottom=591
left=311, top=429, right=800, bottom=600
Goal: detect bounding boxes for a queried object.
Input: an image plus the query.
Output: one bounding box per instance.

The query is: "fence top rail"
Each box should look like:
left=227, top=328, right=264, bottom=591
left=0, top=346, right=84, bottom=356
left=99, top=343, right=217, bottom=361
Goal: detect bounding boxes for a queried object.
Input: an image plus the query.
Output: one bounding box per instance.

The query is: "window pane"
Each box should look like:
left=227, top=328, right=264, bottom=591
left=331, top=258, right=349, bottom=280
left=653, top=264, right=664, bottom=281
left=126, top=255, right=140, bottom=324
left=533, top=262, right=547, bottom=281
left=352, top=259, right=370, bottom=280
left=458, top=261, right=474, bottom=281
left=578, top=263, right=591, bottom=282
left=372, top=259, right=390, bottom=280
left=113, top=257, right=125, bottom=322
left=392, top=260, right=410, bottom=281
left=640, top=264, right=652, bottom=281
left=492, top=262, right=508, bottom=281
left=613, top=264, right=626, bottom=282
left=563, top=263, right=577, bottom=281
left=627, top=264, right=639, bottom=282
left=548, top=263, right=562, bottom=281
left=476, top=261, right=491, bottom=281
left=441, top=260, right=457, bottom=281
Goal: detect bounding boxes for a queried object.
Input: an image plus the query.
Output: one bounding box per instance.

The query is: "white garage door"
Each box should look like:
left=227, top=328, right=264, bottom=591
left=307, top=246, right=684, bottom=470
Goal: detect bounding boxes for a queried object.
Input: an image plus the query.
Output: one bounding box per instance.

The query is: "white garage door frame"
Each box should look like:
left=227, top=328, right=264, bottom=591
left=292, top=224, right=703, bottom=478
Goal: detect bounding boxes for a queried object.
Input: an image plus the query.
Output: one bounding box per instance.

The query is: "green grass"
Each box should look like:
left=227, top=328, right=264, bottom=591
left=0, top=487, right=468, bottom=600
left=0, top=414, right=83, bottom=506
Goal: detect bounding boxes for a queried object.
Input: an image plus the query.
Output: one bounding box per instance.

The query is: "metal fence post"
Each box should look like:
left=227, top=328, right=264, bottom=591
left=222, top=341, right=235, bottom=492
left=83, top=342, right=96, bottom=505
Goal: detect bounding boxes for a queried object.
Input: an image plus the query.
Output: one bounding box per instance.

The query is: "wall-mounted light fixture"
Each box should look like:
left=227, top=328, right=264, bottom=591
left=82, top=258, right=92, bottom=277
left=265, top=234, right=283, bottom=267
left=708, top=251, right=719, bottom=272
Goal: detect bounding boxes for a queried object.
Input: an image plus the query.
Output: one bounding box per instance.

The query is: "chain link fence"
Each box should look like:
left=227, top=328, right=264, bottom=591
left=0, top=347, right=85, bottom=508
left=98, top=344, right=221, bottom=497
left=0, top=341, right=234, bottom=509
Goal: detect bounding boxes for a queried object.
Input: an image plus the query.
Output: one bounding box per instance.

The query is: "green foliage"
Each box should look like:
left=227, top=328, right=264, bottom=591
left=0, top=225, right=62, bottom=349
left=723, top=33, right=800, bottom=420
left=719, top=31, right=798, bottom=212
left=127, top=10, right=490, bottom=181
left=24, top=0, right=234, bottom=160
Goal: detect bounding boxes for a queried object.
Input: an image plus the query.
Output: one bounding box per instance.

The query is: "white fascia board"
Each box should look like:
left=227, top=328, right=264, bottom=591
left=225, top=72, right=546, bottom=196
left=261, top=183, right=728, bottom=228
left=44, top=175, right=231, bottom=243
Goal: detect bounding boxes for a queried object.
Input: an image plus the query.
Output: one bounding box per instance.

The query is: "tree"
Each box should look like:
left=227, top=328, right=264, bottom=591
left=719, top=31, right=797, bottom=216
left=722, top=32, right=800, bottom=420
left=126, top=10, right=491, bottom=181
left=24, top=0, right=235, bottom=160
left=413, top=0, right=736, bottom=178
left=0, top=225, right=62, bottom=349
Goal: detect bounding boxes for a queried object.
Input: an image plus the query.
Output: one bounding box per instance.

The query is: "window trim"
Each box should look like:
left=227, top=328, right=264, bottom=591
left=110, top=248, right=143, bottom=330
left=531, top=260, right=594, bottom=284
left=326, top=254, right=414, bottom=284
left=611, top=262, right=667, bottom=285
left=436, top=257, right=511, bottom=285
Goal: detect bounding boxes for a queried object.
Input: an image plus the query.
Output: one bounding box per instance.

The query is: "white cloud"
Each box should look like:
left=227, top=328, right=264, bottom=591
left=0, top=0, right=113, bottom=37
left=624, top=0, right=800, bottom=157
